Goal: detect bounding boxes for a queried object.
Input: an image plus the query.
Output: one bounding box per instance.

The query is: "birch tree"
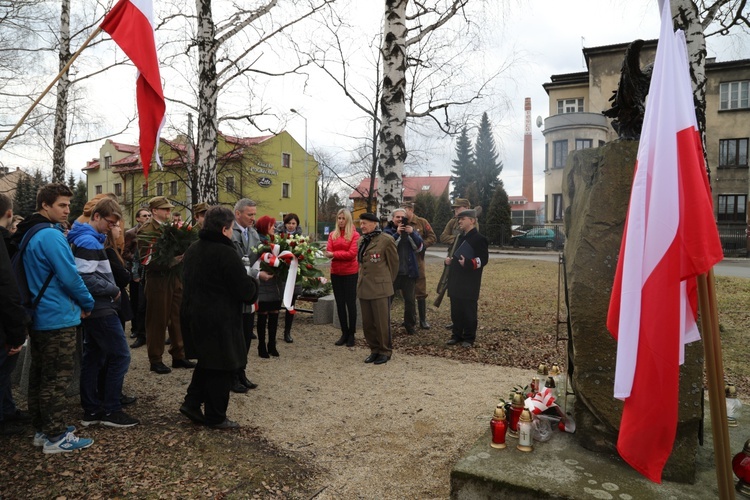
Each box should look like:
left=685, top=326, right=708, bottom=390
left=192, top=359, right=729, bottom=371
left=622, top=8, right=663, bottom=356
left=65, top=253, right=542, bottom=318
left=159, top=0, right=337, bottom=204
left=671, top=0, right=749, bottom=175
left=377, top=0, right=510, bottom=218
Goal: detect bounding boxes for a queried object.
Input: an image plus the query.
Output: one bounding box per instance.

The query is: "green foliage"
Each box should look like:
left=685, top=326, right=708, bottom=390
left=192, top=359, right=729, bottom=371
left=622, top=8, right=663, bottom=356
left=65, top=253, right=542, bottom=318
left=319, top=192, right=341, bottom=226
left=69, top=180, right=88, bottom=222
left=450, top=126, right=474, bottom=199
left=413, top=192, right=436, bottom=222
left=473, top=112, right=503, bottom=216
left=431, top=191, right=453, bottom=238
left=13, top=169, right=48, bottom=218
left=485, top=182, right=513, bottom=245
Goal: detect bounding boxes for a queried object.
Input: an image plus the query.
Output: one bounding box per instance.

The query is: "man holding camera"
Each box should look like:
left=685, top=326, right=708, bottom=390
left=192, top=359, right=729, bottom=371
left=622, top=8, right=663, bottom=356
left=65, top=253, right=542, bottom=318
left=384, top=208, right=424, bottom=335
left=400, top=202, right=436, bottom=329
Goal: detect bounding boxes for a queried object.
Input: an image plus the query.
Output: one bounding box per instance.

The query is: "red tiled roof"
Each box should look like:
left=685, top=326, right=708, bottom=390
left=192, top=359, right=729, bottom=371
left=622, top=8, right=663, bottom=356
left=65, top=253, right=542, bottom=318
left=83, top=159, right=101, bottom=171
left=110, top=141, right=139, bottom=154
left=222, top=133, right=274, bottom=147
left=349, top=175, right=451, bottom=200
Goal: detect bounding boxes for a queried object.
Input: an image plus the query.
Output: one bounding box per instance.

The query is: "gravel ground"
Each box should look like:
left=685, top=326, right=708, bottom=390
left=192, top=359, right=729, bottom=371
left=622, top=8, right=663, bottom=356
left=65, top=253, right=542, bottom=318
left=125, top=315, right=534, bottom=498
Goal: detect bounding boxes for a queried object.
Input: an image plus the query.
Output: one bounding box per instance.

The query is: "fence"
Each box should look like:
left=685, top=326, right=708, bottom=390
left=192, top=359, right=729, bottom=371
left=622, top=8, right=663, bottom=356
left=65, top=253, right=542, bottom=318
left=717, top=225, right=748, bottom=257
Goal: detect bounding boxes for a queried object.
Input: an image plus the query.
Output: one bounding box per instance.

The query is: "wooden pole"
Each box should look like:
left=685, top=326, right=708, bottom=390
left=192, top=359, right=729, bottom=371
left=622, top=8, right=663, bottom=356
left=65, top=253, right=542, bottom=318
left=697, top=270, right=735, bottom=499
left=0, top=26, right=103, bottom=152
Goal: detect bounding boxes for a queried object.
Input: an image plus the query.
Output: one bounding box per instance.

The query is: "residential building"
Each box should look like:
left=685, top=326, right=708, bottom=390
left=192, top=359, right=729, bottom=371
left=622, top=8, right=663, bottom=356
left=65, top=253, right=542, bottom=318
left=348, top=175, right=451, bottom=220
left=0, top=166, right=31, bottom=200
left=82, top=131, right=319, bottom=232
left=542, top=40, right=750, bottom=233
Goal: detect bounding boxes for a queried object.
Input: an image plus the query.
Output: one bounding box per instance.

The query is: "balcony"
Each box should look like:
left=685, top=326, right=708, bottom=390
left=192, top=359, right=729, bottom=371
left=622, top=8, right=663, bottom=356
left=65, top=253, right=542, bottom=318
left=543, top=112, right=609, bottom=135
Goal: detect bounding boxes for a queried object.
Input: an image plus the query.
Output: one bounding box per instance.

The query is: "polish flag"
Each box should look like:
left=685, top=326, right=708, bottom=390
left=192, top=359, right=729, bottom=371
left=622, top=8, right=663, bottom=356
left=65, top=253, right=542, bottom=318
left=101, top=0, right=165, bottom=180
left=606, top=0, right=723, bottom=483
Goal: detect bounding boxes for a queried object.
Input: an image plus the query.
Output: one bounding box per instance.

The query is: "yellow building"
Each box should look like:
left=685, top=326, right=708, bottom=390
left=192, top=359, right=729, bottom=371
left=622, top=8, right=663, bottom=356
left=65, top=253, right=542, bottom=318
left=82, top=131, right=318, bottom=232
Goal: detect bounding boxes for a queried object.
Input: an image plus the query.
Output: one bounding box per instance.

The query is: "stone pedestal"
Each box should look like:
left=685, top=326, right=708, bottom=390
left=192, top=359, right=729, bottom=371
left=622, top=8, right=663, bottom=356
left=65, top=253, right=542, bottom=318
left=563, top=142, right=701, bottom=483
left=312, top=295, right=334, bottom=325
left=332, top=297, right=362, bottom=330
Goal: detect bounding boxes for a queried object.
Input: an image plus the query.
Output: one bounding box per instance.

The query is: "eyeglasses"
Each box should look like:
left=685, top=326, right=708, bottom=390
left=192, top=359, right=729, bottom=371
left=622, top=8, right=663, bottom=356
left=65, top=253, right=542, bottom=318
left=103, top=217, right=119, bottom=227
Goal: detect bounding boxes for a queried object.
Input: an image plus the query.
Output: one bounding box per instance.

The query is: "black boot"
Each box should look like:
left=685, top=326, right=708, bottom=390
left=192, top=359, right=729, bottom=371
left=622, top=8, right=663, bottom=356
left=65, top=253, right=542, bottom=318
left=335, top=329, right=347, bottom=346
left=257, top=314, right=269, bottom=358
left=346, top=327, right=356, bottom=347
left=238, top=370, right=258, bottom=390
left=231, top=372, right=248, bottom=393
left=418, top=299, right=431, bottom=329
left=267, top=313, right=280, bottom=357
left=283, top=311, right=294, bottom=343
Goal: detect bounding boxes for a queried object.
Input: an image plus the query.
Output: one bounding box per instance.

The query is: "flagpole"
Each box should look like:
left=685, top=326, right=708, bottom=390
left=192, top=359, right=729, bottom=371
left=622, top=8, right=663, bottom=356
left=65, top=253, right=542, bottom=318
left=707, top=268, right=736, bottom=498
left=0, top=26, right=103, bottom=152
left=697, top=270, right=735, bottom=499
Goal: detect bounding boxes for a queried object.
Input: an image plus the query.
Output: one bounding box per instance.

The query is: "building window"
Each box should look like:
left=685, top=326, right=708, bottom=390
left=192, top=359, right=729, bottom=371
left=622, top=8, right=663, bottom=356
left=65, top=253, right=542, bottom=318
left=553, top=140, right=568, bottom=168
left=557, top=98, right=584, bottom=114
left=718, top=194, right=747, bottom=222
left=95, top=185, right=103, bottom=195
left=104, top=155, right=112, bottom=169
left=282, top=153, right=291, bottom=168
left=282, top=182, right=290, bottom=198
left=719, top=138, right=748, bottom=168
left=720, top=81, right=749, bottom=110
left=142, top=183, right=148, bottom=197
left=113, top=183, right=122, bottom=196
left=545, top=143, right=549, bottom=170
left=226, top=176, right=235, bottom=193
left=156, top=182, right=163, bottom=196
left=553, top=194, right=564, bottom=221
left=170, top=181, right=178, bottom=196
left=575, top=139, right=593, bottom=150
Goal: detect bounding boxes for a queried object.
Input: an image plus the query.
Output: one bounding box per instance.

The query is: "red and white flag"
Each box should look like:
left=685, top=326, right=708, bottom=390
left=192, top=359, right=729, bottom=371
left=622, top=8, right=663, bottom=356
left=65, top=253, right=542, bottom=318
left=606, top=0, right=723, bottom=483
left=101, top=0, right=165, bottom=180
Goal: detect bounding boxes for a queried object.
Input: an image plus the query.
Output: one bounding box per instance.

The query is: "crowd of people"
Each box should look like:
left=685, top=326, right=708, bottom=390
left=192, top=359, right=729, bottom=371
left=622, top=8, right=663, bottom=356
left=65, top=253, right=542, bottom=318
left=0, top=183, right=489, bottom=452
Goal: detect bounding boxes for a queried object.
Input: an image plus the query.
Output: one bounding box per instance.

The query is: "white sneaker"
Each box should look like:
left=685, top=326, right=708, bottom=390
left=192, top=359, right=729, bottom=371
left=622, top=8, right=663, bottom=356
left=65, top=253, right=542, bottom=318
left=33, top=425, right=76, bottom=447
left=42, top=430, right=93, bottom=454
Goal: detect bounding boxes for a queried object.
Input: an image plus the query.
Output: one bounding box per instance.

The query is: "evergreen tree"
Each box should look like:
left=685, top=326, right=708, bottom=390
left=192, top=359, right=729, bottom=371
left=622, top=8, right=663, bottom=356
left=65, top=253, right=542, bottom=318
left=67, top=172, right=76, bottom=191
left=13, top=175, right=33, bottom=218
left=413, top=192, right=436, bottom=223
left=473, top=112, right=503, bottom=216
left=450, top=126, right=474, bottom=199
left=70, top=179, right=88, bottom=223
left=485, top=182, right=512, bottom=245
left=432, top=191, right=452, bottom=241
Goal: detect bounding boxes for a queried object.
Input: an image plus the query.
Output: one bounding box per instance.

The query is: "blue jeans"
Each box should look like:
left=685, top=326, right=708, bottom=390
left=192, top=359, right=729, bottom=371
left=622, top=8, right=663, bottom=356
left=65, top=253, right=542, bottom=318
left=80, top=314, right=131, bottom=414
left=0, top=346, right=20, bottom=421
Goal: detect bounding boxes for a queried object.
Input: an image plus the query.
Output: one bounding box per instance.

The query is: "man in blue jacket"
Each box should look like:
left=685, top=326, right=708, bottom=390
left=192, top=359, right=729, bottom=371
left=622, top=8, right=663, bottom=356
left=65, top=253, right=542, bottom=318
left=68, top=197, right=139, bottom=429
left=384, top=208, right=424, bottom=335
left=12, top=183, right=95, bottom=454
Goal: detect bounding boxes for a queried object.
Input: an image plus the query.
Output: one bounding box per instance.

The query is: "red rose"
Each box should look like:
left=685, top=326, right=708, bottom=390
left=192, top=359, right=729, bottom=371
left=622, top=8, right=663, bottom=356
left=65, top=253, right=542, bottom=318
left=306, top=264, right=313, bottom=270
left=298, top=254, right=304, bottom=261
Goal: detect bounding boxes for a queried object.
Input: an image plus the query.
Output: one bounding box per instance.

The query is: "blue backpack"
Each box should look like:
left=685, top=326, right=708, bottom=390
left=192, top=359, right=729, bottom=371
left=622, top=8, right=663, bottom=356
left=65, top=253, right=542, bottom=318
left=11, top=222, right=55, bottom=319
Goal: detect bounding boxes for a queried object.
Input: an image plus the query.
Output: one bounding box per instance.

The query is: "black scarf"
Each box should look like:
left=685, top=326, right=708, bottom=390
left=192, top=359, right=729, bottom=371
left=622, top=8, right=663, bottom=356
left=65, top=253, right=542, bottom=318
left=357, top=228, right=382, bottom=263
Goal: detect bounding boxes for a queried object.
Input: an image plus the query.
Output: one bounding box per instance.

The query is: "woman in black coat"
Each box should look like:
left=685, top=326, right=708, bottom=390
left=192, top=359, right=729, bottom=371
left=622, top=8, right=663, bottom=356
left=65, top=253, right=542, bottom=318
left=180, top=206, right=258, bottom=429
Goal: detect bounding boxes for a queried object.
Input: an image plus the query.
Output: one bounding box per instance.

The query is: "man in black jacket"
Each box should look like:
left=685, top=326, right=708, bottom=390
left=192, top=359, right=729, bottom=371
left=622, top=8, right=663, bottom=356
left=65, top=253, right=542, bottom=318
left=0, top=193, right=28, bottom=435
left=444, top=209, right=489, bottom=347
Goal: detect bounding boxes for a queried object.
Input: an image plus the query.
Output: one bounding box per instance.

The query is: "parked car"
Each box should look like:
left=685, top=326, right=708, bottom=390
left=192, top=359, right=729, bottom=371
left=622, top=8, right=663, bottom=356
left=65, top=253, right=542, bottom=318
left=510, top=227, right=565, bottom=250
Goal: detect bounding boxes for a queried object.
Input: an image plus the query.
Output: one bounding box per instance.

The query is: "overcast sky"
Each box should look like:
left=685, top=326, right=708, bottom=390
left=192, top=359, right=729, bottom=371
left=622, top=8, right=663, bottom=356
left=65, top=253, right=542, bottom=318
left=3, top=0, right=749, bottom=203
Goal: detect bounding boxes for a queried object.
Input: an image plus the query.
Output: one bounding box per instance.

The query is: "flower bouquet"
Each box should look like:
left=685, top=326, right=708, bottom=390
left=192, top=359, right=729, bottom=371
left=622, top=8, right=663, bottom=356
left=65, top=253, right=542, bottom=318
left=138, top=222, right=197, bottom=275
left=254, top=232, right=328, bottom=312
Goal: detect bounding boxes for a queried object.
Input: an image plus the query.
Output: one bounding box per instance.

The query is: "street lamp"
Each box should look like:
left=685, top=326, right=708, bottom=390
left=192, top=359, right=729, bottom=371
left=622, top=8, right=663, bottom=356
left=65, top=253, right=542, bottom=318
left=290, top=108, right=309, bottom=235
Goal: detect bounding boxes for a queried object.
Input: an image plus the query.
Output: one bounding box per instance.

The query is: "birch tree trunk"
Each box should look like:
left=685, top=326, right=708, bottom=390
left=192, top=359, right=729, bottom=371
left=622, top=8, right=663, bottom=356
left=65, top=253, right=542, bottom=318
left=196, top=0, right=219, bottom=204
left=377, top=0, right=408, bottom=220
left=671, top=0, right=709, bottom=176
left=51, top=0, right=71, bottom=183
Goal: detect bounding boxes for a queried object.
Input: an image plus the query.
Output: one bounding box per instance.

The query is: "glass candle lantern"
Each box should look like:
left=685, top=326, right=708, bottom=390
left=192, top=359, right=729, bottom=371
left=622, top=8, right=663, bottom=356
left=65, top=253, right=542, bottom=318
left=490, top=404, right=507, bottom=449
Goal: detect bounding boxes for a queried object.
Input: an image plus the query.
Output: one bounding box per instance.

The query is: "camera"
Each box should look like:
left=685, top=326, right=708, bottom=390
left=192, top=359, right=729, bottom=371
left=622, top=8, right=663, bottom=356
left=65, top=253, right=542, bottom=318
left=400, top=217, right=409, bottom=226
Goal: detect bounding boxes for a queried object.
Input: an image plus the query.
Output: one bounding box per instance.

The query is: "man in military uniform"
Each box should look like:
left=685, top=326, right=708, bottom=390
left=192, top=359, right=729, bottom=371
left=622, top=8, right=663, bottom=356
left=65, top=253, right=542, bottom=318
left=439, top=198, right=473, bottom=245
left=137, top=196, right=196, bottom=374
left=124, top=208, right=150, bottom=348
left=400, top=201, right=436, bottom=329
left=192, top=202, right=208, bottom=230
